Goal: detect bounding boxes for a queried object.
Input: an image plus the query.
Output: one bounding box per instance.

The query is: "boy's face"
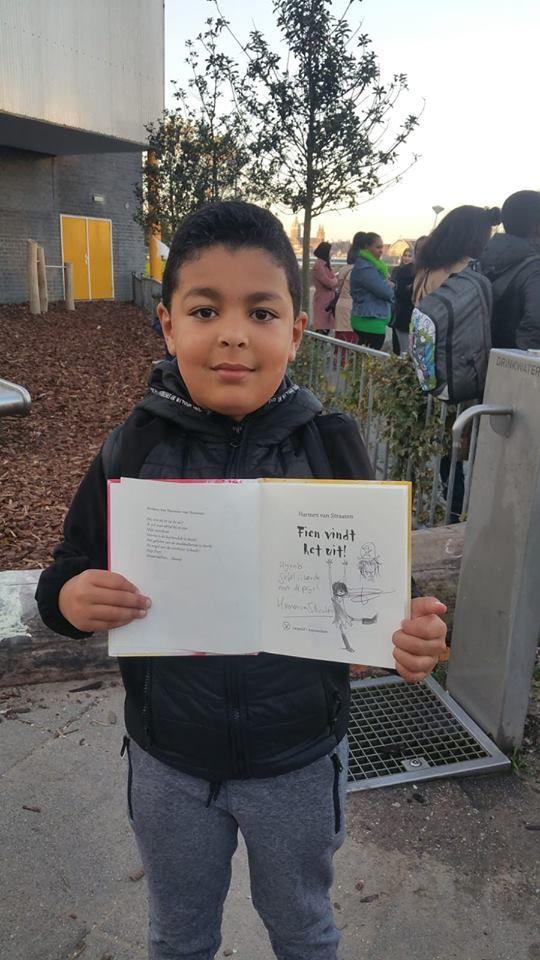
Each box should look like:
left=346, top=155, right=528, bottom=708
left=158, top=245, right=307, bottom=420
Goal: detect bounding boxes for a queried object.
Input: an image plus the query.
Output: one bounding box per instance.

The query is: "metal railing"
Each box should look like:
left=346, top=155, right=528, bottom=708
left=0, top=378, right=31, bottom=418
left=290, top=331, right=476, bottom=527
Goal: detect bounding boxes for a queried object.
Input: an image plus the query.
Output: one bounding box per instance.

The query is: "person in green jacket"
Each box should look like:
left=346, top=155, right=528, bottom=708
left=349, top=232, right=394, bottom=350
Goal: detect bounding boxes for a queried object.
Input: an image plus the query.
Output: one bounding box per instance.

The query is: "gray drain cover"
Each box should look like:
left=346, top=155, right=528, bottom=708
left=347, top=675, right=510, bottom=791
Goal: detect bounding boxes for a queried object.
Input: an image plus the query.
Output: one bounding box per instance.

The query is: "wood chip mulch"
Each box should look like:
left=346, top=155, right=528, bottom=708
left=1, top=302, right=163, bottom=569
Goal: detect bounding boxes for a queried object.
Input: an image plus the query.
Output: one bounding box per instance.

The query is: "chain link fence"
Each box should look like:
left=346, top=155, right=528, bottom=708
left=290, top=331, right=474, bottom=527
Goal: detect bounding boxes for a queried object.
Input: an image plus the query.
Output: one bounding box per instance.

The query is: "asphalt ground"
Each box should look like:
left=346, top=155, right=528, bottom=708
left=1, top=676, right=539, bottom=960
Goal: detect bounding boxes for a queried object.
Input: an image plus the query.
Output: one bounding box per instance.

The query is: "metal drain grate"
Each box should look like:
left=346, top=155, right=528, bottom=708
left=347, top=675, right=510, bottom=791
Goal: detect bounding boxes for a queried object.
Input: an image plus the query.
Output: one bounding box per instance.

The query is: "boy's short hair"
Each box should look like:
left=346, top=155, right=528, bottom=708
left=162, top=201, right=302, bottom=316
left=501, top=190, right=540, bottom=239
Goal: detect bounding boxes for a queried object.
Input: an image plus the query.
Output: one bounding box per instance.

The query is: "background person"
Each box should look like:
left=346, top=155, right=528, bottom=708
left=390, top=246, right=416, bottom=355
left=333, top=231, right=365, bottom=344
left=481, top=190, right=540, bottom=349
left=390, top=247, right=413, bottom=283
left=349, top=232, right=394, bottom=350
left=413, top=205, right=500, bottom=305
left=412, top=206, right=500, bottom=521
left=311, top=241, right=337, bottom=335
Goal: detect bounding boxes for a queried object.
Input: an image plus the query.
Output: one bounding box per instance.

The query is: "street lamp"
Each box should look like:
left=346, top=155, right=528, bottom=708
left=432, top=204, right=444, bottom=228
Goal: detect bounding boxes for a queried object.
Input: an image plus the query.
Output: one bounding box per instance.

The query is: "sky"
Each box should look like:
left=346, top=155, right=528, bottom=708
left=164, top=0, right=540, bottom=243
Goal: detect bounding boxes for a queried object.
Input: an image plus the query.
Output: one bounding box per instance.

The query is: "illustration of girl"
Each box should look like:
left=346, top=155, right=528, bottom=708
left=328, top=560, right=381, bottom=653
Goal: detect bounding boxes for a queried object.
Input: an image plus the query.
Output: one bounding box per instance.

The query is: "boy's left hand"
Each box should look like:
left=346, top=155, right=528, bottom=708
left=392, top=597, right=447, bottom=683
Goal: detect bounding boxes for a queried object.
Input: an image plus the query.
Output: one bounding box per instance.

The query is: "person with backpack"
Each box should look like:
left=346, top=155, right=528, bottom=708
left=410, top=205, right=501, bottom=404
left=35, top=201, right=447, bottom=960
left=480, top=190, right=540, bottom=350
left=410, top=205, right=500, bottom=521
left=349, top=232, right=394, bottom=350
left=412, top=206, right=500, bottom=304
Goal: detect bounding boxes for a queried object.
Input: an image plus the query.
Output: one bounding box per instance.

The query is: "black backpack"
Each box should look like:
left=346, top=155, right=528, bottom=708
left=409, top=263, right=492, bottom=403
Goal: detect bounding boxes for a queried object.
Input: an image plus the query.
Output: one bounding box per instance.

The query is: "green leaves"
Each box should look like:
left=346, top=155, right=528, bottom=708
left=290, top=345, right=448, bottom=523
left=137, top=0, right=420, bottom=308
left=135, top=18, right=268, bottom=242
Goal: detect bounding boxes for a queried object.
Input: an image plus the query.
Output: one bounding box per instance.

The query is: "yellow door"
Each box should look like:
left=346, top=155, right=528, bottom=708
left=60, top=215, right=89, bottom=300
left=88, top=218, right=113, bottom=299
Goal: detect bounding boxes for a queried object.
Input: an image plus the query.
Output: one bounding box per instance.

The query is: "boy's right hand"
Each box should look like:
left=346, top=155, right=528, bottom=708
left=58, top=570, right=151, bottom=633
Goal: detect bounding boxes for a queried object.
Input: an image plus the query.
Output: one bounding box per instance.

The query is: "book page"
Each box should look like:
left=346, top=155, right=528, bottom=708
left=260, top=481, right=410, bottom=667
left=109, top=477, right=260, bottom=656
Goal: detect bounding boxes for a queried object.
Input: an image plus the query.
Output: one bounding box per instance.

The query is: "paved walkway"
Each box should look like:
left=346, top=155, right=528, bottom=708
left=1, top=677, right=538, bottom=960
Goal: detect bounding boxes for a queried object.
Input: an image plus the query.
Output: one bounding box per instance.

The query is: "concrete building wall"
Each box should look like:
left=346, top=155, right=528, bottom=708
left=0, top=146, right=146, bottom=303
left=0, top=0, right=163, bottom=144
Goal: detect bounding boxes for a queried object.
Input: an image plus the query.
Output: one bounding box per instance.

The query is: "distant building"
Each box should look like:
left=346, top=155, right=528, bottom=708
left=289, top=218, right=326, bottom=257
left=0, top=0, right=164, bottom=304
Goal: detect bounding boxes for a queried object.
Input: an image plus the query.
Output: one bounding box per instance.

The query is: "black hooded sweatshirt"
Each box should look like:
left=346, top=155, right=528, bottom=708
left=480, top=233, right=540, bottom=350
left=36, top=362, right=374, bottom=782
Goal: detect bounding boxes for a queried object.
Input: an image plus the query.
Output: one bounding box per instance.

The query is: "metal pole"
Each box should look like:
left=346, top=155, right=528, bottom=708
left=428, top=402, right=447, bottom=526
left=365, top=380, right=374, bottom=446
left=444, top=446, right=460, bottom=524
left=462, top=415, right=480, bottom=517
left=0, top=377, right=31, bottom=417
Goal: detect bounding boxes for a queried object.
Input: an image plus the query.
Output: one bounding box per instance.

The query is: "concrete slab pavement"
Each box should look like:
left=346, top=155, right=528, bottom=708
left=1, top=676, right=538, bottom=960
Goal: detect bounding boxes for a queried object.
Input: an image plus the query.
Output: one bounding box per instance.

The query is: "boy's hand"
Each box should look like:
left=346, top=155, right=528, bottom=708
left=392, top=597, right=447, bottom=683
left=58, top=570, right=151, bottom=633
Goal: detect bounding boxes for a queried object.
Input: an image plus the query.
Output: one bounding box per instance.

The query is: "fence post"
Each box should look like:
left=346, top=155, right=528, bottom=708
left=447, top=351, right=538, bottom=750
left=37, top=245, right=48, bottom=314
left=64, top=262, right=75, bottom=311
left=26, top=239, right=40, bottom=315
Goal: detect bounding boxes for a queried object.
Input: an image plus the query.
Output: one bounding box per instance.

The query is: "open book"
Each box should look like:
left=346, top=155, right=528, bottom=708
left=108, top=477, right=411, bottom=667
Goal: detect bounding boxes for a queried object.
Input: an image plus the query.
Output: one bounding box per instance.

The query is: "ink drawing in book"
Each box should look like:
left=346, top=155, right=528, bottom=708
left=108, top=477, right=410, bottom=667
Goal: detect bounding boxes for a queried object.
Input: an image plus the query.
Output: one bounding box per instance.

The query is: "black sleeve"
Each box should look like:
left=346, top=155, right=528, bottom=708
left=35, top=449, right=109, bottom=639
left=395, top=265, right=414, bottom=307
left=316, top=413, right=374, bottom=480
left=515, top=266, right=540, bottom=349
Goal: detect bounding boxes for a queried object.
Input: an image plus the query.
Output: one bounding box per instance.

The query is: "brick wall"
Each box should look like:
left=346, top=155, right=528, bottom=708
left=0, top=147, right=146, bottom=304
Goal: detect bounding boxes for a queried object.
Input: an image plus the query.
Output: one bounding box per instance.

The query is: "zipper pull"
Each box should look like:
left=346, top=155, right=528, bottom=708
left=120, top=735, right=129, bottom=757
left=230, top=424, right=243, bottom=448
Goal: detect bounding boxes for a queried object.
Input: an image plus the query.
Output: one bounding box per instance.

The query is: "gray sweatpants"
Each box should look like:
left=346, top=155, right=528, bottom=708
left=125, top=737, right=348, bottom=960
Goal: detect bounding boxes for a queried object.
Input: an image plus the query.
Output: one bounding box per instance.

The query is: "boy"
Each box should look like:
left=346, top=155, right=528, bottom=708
left=36, top=201, right=447, bottom=960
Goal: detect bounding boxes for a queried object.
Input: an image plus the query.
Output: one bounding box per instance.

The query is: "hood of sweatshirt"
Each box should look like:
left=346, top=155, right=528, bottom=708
left=480, top=233, right=540, bottom=280
left=136, top=359, right=323, bottom=445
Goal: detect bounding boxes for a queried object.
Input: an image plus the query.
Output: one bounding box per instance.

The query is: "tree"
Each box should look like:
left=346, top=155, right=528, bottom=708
left=213, top=0, right=420, bottom=309
left=135, top=18, right=264, bottom=243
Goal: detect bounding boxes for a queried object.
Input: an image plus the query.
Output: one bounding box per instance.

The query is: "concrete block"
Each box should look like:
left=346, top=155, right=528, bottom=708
left=411, top=522, right=465, bottom=639
left=0, top=570, right=116, bottom=687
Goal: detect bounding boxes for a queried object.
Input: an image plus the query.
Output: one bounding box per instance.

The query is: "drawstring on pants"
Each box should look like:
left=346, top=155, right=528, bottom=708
left=121, top=735, right=134, bottom=821
left=330, top=753, right=343, bottom=833
left=206, top=781, right=222, bottom=807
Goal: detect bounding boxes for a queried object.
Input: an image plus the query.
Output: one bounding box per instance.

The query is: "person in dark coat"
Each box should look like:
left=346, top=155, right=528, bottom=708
left=480, top=190, right=540, bottom=350
left=35, top=201, right=447, bottom=960
left=390, top=247, right=415, bottom=355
